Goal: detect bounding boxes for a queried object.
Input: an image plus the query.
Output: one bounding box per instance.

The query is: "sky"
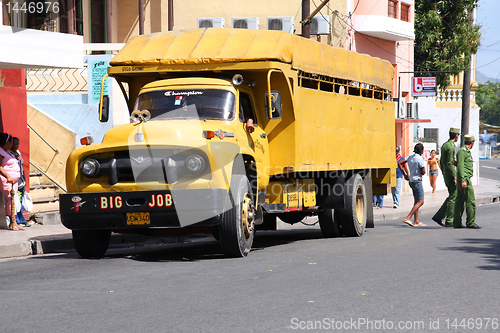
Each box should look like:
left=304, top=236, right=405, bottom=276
left=475, top=1, right=500, bottom=81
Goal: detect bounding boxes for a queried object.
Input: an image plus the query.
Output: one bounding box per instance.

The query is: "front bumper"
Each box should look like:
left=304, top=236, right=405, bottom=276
left=60, top=189, right=228, bottom=230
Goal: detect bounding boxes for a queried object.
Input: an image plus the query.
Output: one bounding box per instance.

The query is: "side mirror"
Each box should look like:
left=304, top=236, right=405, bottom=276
left=265, top=91, right=282, bottom=119
left=100, top=95, right=110, bottom=122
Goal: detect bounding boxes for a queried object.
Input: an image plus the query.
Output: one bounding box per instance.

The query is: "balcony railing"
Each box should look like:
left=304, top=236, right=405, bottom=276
left=436, top=89, right=463, bottom=102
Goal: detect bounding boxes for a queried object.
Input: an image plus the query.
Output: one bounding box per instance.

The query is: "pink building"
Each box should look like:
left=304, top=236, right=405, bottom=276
left=346, top=0, right=421, bottom=157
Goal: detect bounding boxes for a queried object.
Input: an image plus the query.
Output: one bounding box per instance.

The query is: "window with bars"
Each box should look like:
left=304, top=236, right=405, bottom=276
left=401, top=3, right=410, bottom=22
left=424, top=128, right=439, bottom=145
left=388, top=0, right=398, bottom=19
left=59, top=0, right=84, bottom=35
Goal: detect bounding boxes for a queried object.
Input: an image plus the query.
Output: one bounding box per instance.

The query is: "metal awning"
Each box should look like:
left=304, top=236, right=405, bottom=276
left=0, top=26, right=83, bottom=69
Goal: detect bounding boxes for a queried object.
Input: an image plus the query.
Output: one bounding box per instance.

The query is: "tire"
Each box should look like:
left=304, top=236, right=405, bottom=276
left=72, top=229, right=111, bottom=258
left=340, top=173, right=367, bottom=237
left=219, top=175, right=255, bottom=257
left=318, top=208, right=343, bottom=238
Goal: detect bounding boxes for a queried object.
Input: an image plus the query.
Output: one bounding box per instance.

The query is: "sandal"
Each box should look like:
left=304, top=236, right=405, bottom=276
left=403, top=219, right=414, bottom=227
left=414, top=222, right=427, bottom=227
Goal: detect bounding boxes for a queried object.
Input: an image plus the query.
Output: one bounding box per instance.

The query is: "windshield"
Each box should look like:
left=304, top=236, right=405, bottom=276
left=134, top=89, right=235, bottom=121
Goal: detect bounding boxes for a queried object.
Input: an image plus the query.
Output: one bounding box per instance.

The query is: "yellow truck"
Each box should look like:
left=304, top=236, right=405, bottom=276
left=60, top=28, right=395, bottom=258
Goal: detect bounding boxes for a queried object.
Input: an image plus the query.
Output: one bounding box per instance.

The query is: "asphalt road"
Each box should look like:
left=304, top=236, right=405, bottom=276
left=480, top=159, right=500, bottom=181
left=1, top=203, right=500, bottom=333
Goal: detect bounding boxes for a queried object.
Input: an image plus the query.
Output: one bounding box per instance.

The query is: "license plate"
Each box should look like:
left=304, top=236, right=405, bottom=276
left=126, top=212, right=150, bottom=225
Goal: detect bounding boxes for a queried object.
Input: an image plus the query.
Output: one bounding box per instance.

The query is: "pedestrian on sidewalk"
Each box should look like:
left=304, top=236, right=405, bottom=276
left=0, top=133, right=23, bottom=231
left=432, top=127, right=460, bottom=227
left=10, top=137, right=33, bottom=227
left=427, top=150, right=440, bottom=194
left=454, top=135, right=481, bottom=229
left=403, top=143, right=426, bottom=227
left=392, top=146, right=409, bottom=208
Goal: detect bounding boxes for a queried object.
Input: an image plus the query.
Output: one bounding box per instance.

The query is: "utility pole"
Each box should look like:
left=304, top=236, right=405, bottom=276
left=139, top=0, right=145, bottom=35
left=168, top=0, right=174, bottom=31
left=301, top=0, right=310, bottom=38
left=460, top=6, right=475, bottom=146
left=461, top=56, right=471, bottom=146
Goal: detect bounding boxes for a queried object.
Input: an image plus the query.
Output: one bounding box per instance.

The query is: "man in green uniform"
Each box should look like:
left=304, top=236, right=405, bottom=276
left=432, top=127, right=460, bottom=227
left=454, top=134, right=481, bottom=229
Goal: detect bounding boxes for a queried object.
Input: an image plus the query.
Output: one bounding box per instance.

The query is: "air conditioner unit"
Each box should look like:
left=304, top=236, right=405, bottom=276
left=310, top=15, right=330, bottom=35
left=266, top=16, right=294, bottom=33
left=406, top=102, right=413, bottom=119
left=197, top=17, right=225, bottom=28
left=232, top=17, right=259, bottom=30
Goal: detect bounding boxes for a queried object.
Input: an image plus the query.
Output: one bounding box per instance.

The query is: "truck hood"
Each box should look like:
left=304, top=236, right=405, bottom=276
left=100, top=120, right=212, bottom=149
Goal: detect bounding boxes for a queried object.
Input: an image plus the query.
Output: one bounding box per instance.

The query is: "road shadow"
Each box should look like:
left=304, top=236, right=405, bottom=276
left=119, top=228, right=324, bottom=262
left=31, top=228, right=325, bottom=263
left=439, top=238, right=500, bottom=270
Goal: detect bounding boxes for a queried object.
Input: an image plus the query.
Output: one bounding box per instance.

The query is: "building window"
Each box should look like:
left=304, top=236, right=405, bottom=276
left=424, top=128, right=439, bottom=146
left=388, top=0, right=398, bottom=19
left=59, top=0, right=83, bottom=35
left=401, top=3, right=410, bottom=22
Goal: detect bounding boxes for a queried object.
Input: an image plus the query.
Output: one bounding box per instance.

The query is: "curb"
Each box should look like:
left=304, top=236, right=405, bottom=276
left=1, top=233, right=169, bottom=259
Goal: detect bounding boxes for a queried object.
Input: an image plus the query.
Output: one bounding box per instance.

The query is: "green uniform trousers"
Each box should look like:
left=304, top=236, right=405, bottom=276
left=453, top=178, right=475, bottom=227
left=432, top=174, right=456, bottom=224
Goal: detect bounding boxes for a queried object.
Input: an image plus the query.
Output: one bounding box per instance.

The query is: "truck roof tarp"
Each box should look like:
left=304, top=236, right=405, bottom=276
left=110, top=28, right=394, bottom=91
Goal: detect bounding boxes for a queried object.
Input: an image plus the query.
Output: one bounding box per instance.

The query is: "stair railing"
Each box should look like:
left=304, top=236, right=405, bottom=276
left=29, top=161, right=67, bottom=193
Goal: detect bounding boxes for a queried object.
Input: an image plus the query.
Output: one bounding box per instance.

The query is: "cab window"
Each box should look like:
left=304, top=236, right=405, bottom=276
left=239, top=92, right=257, bottom=125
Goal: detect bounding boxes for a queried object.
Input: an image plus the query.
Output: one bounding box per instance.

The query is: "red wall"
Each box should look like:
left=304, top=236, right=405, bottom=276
left=0, top=69, right=30, bottom=190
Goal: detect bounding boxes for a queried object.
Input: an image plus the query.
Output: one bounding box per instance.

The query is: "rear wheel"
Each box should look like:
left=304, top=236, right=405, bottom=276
left=72, top=229, right=111, bottom=258
left=318, top=208, right=343, bottom=237
left=340, top=173, right=367, bottom=236
left=219, top=175, right=255, bottom=257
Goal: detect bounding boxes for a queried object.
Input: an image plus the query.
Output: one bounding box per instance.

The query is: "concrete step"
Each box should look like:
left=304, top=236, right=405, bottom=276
left=32, top=200, right=59, bottom=213
left=29, top=185, right=58, bottom=200
left=29, top=172, right=62, bottom=189
left=31, top=210, right=61, bottom=225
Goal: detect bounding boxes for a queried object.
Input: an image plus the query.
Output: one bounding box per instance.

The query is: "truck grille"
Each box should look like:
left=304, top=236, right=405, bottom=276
left=84, top=149, right=210, bottom=185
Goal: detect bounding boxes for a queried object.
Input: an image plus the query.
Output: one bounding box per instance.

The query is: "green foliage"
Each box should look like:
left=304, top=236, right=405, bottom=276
left=476, top=82, right=500, bottom=126
left=415, top=0, right=481, bottom=89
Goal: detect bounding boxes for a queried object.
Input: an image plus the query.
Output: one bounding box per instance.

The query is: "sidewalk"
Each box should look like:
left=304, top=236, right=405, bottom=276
left=1, top=178, right=499, bottom=259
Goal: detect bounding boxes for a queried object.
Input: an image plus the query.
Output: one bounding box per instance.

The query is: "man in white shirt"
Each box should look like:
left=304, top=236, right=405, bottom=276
left=403, top=143, right=426, bottom=227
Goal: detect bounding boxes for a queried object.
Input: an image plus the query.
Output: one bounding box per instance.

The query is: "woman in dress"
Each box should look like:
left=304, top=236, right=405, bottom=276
left=0, top=133, right=23, bottom=230
left=427, top=150, right=440, bottom=194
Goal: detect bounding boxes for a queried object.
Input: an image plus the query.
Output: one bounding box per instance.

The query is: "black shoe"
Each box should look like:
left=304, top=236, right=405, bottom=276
left=454, top=225, right=465, bottom=229
left=444, top=222, right=454, bottom=228
left=467, top=224, right=481, bottom=229
left=432, top=216, right=444, bottom=226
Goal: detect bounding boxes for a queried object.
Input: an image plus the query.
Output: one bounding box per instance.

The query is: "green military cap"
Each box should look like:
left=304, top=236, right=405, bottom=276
left=449, top=127, right=460, bottom=134
left=464, top=134, right=475, bottom=144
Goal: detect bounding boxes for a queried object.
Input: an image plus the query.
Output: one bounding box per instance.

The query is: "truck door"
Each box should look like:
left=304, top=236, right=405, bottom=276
left=239, top=91, right=270, bottom=189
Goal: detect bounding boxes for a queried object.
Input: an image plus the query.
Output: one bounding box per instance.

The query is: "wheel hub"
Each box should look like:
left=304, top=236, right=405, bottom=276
left=355, top=187, right=364, bottom=224
left=241, top=193, right=255, bottom=239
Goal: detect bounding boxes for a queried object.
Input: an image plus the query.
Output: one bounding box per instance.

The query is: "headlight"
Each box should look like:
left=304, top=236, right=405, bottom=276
left=80, top=158, right=100, bottom=178
left=185, top=154, right=206, bottom=175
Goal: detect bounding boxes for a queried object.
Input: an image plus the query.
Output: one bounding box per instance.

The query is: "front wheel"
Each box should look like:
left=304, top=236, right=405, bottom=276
left=72, top=229, right=111, bottom=258
left=218, top=175, right=255, bottom=257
